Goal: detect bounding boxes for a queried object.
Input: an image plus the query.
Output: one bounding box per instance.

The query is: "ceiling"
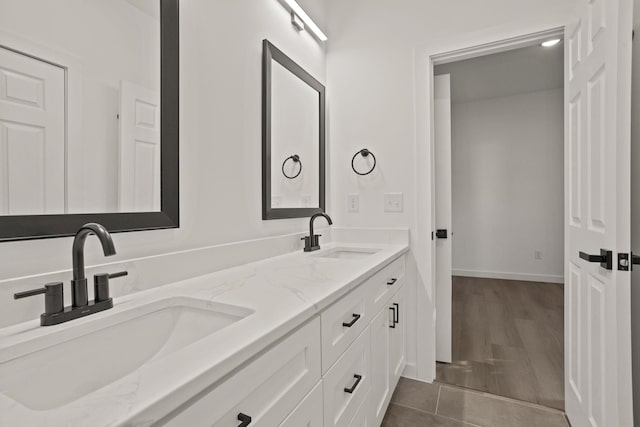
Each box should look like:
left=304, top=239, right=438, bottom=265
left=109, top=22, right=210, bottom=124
left=434, top=43, right=563, bottom=104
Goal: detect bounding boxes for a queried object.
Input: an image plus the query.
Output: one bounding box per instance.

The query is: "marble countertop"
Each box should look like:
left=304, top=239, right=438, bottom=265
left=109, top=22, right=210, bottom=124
left=0, top=241, right=408, bottom=426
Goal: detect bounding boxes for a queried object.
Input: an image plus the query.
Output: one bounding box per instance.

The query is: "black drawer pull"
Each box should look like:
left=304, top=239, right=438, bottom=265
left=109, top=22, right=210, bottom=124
left=344, top=374, right=363, bottom=393
left=342, top=313, right=361, bottom=328
left=389, top=306, right=396, bottom=328
left=393, top=302, right=399, bottom=324
left=237, top=413, right=252, bottom=426
left=387, top=278, right=398, bottom=286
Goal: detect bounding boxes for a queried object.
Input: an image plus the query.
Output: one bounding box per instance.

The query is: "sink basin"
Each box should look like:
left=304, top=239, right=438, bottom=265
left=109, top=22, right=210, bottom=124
left=0, top=297, right=252, bottom=410
left=314, top=247, right=380, bottom=260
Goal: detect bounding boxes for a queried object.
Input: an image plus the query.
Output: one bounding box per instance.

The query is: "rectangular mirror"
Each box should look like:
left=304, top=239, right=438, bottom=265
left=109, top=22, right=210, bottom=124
left=262, top=39, right=325, bottom=220
left=0, top=0, right=179, bottom=240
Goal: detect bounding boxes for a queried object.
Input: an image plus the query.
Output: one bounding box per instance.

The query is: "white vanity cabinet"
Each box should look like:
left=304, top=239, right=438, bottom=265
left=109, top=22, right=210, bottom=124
left=163, top=318, right=321, bottom=427
left=369, top=283, right=406, bottom=426
left=162, top=254, right=407, bottom=427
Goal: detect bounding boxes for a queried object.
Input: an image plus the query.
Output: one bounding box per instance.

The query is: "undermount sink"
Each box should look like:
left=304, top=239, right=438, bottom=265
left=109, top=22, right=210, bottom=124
left=0, top=297, right=253, bottom=411
left=314, top=247, right=380, bottom=260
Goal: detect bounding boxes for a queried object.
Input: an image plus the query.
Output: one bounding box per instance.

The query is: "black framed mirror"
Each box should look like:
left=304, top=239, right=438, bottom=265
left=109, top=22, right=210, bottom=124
left=262, top=39, right=326, bottom=220
left=0, top=0, right=179, bottom=241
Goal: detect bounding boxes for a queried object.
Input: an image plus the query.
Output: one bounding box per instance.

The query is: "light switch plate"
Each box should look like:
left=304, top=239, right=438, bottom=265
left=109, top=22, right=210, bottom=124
left=348, top=194, right=360, bottom=213
left=384, top=193, right=404, bottom=213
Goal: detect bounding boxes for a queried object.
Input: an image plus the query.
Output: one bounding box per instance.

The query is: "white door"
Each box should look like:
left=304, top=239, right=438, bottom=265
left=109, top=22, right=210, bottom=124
left=118, top=80, right=160, bottom=212
left=434, top=74, right=453, bottom=363
left=0, top=46, right=65, bottom=215
left=565, top=0, right=633, bottom=425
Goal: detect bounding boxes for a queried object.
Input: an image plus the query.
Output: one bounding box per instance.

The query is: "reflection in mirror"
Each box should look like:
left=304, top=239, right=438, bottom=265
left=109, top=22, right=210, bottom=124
left=271, top=60, right=319, bottom=209
left=262, top=40, right=325, bottom=220
left=0, top=0, right=161, bottom=215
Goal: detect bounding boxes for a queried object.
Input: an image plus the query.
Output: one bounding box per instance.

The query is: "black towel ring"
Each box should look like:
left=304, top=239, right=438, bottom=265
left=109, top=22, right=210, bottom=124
left=351, top=149, right=376, bottom=176
left=282, top=154, right=302, bottom=179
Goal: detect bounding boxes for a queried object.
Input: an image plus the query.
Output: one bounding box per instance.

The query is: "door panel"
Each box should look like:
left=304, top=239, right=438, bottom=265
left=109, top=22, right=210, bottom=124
left=434, top=74, right=453, bottom=363
left=118, top=80, right=160, bottom=212
left=0, top=46, right=65, bottom=215
left=565, top=0, right=633, bottom=425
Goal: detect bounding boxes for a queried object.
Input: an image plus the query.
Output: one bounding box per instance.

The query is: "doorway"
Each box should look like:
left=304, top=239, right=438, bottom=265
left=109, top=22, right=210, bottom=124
left=432, top=36, right=565, bottom=410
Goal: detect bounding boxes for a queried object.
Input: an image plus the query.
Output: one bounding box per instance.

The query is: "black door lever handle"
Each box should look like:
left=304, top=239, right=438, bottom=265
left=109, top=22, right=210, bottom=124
left=579, top=249, right=613, bottom=270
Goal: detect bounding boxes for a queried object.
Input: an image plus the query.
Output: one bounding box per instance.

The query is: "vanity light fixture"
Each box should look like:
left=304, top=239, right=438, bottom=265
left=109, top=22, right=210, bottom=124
left=541, top=39, right=561, bottom=47
left=282, top=0, right=327, bottom=41
left=291, top=11, right=305, bottom=32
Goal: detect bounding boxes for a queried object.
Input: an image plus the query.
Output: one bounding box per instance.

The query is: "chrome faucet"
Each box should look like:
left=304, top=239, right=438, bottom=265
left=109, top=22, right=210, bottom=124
left=302, top=212, right=333, bottom=252
left=14, top=223, right=128, bottom=326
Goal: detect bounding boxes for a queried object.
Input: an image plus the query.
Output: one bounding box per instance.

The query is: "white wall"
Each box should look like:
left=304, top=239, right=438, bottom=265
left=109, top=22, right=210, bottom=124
left=326, top=0, right=577, bottom=380
left=0, top=0, right=327, bottom=280
left=450, top=89, right=564, bottom=283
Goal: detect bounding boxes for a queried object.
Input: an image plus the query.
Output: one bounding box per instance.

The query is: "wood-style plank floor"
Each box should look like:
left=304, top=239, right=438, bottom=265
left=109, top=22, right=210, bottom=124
left=436, top=276, right=564, bottom=410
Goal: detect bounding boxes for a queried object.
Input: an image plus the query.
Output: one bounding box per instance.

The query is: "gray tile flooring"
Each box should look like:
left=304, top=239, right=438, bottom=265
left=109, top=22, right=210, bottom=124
left=382, top=378, right=569, bottom=427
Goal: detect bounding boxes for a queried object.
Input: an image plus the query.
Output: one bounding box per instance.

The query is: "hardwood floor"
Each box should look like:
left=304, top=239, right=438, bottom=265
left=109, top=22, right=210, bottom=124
left=436, top=276, right=564, bottom=410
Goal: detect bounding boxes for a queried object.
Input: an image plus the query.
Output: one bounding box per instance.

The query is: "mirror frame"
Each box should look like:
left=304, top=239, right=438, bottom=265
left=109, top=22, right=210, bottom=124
left=0, top=0, right=179, bottom=241
left=262, top=39, right=326, bottom=220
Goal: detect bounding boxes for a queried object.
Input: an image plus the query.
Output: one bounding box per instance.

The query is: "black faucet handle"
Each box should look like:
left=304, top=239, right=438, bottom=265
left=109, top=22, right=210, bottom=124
left=108, top=271, right=128, bottom=279
left=93, top=271, right=127, bottom=303
left=14, top=282, right=64, bottom=315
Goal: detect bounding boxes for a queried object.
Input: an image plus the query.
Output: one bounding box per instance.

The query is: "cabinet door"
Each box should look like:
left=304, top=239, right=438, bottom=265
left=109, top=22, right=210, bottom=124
left=280, top=381, right=323, bottom=427
left=369, top=305, right=391, bottom=426
left=389, top=285, right=406, bottom=386
left=164, top=318, right=321, bottom=427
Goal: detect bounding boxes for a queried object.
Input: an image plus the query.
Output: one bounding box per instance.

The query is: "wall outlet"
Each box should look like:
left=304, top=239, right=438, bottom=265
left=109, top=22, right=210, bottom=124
left=348, top=194, right=360, bottom=213
left=534, top=250, right=542, bottom=260
left=384, top=193, right=404, bottom=213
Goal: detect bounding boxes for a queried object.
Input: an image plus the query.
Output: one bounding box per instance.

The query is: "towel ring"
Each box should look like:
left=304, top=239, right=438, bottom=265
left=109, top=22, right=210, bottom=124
left=282, top=154, right=302, bottom=179
left=351, top=149, right=376, bottom=176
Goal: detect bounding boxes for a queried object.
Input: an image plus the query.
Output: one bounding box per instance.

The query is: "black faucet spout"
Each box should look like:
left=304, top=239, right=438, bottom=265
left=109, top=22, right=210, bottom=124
left=309, top=212, right=333, bottom=238
left=71, top=223, right=116, bottom=306
left=303, top=212, right=333, bottom=252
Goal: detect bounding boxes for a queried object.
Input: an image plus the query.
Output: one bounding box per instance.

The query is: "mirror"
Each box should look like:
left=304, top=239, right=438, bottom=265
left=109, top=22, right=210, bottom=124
left=262, top=40, right=325, bottom=220
left=0, top=0, right=179, bottom=240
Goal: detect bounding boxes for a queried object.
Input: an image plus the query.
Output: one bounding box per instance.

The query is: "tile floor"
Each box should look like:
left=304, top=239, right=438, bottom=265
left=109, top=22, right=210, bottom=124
left=382, top=378, right=569, bottom=427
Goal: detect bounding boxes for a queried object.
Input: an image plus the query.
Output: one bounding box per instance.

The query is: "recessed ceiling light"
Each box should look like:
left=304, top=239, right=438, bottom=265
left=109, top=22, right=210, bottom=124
left=541, top=39, right=561, bottom=47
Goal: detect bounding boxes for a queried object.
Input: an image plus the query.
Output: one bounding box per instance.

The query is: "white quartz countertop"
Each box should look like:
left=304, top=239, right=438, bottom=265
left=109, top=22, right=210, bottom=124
left=0, top=241, right=408, bottom=426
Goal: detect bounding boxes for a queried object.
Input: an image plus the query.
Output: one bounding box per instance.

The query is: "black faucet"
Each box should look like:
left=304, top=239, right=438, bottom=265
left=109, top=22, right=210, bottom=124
left=72, top=223, right=116, bottom=307
left=302, top=212, right=333, bottom=252
left=14, top=223, right=128, bottom=326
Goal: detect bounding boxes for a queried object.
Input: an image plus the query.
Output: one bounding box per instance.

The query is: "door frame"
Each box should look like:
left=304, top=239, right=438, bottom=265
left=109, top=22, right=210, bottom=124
left=410, top=25, right=566, bottom=382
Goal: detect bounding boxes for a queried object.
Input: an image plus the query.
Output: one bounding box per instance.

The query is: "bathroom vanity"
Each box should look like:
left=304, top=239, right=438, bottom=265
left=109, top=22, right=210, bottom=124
left=0, top=240, right=408, bottom=426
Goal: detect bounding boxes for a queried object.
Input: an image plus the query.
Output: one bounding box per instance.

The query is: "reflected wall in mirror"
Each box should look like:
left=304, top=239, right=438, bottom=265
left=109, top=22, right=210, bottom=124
left=262, top=40, right=325, bottom=220
left=0, top=0, right=160, bottom=215
left=0, top=0, right=179, bottom=240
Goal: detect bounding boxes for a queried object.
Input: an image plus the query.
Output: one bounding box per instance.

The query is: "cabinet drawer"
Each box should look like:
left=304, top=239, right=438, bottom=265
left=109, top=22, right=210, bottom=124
left=280, top=381, right=323, bottom=427
left=369, top=257, right=405, bottom=316
left=348, top=397, right=371, bottom=427
left=165, top=318, right=321, bottom=427
left=323, top=328, right=371, bottom=427
left=321, top=282, right=372, bottom=373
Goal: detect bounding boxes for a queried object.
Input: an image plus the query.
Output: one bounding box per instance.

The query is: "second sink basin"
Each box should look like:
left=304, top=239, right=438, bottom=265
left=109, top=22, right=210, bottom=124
left=314, top=247, right=380, bottom=260
left=0, top=297, right=253, bottom=411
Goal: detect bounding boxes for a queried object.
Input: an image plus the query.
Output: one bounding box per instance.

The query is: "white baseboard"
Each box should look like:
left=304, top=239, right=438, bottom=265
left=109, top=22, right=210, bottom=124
left=452, top=269, right=564, bottom=284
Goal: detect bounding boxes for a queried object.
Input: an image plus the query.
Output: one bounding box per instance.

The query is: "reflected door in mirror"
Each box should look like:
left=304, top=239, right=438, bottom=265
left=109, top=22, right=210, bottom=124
left=0, top=0, right=161, bottom=215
